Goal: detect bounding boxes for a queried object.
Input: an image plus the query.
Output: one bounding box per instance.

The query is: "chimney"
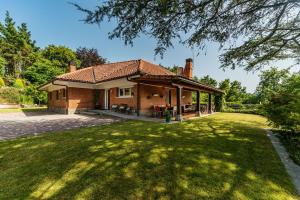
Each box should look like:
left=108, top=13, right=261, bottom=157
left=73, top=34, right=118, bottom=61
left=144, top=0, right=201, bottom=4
left=68, top=61, right=77, bottom=73
left=183, top=58, right=193, bottom=79
left=176, top=67, right=184, bottom=76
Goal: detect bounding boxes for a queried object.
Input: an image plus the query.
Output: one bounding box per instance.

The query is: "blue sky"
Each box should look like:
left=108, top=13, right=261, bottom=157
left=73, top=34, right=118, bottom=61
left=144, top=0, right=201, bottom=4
left=0, top=0, right=297, bottom=92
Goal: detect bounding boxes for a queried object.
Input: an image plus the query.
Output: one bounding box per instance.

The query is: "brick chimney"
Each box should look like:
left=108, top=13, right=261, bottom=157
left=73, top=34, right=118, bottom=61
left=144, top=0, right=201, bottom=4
left=68, top=61, right=77, bottom=73
left=183, top=58, right=193, bottom=79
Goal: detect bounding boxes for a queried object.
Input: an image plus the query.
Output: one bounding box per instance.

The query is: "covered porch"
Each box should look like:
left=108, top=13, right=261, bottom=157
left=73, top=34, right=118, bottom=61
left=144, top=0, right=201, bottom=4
left=131, top=75, right=224, bottom=121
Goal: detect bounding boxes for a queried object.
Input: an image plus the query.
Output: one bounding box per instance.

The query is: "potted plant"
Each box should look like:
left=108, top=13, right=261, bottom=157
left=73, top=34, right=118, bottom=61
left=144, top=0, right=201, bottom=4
left=164, top=109, right=171, bottom=123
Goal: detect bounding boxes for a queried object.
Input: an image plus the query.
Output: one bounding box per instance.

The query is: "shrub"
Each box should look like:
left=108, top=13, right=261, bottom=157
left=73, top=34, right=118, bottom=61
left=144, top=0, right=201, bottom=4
left=0, top=87, right=22, bottom=104
left=13, top=78, right=25, bottom=89
left=0, top=77, right=5, bottom=87
left=264, top=73, right=300, bottom=132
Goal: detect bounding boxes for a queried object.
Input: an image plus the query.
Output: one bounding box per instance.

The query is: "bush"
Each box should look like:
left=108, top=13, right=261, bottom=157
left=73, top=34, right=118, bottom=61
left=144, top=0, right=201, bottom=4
left=275, top=130, right=300, bottom=166
left=0, top=87, right=22, bottom=104
left=222, top=102, right=264, bottom=115
left=13, top=78, right=25, bottom=89
left=0, top=77, right=5, bottom=87
left=264, top=73, right=300, bottom=132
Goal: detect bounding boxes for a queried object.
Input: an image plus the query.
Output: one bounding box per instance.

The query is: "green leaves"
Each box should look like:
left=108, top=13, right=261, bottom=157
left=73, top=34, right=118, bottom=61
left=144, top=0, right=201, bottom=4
left=263, top=71, right=300, bottom=132
left=75, top=0, right=300, bottom=71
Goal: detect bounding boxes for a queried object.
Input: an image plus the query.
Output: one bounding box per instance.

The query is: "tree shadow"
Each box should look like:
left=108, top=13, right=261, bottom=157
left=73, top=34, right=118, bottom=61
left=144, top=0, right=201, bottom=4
left=0, top=114, right=298, bottom=199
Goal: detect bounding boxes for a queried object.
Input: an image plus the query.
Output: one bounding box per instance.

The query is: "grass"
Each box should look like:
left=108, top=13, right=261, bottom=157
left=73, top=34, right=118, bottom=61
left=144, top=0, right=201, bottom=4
left=0, top=107, right=47, bottom=113
left=0, top=113, right=298, bottom=199
left=275, top=130, right=300, bottom=166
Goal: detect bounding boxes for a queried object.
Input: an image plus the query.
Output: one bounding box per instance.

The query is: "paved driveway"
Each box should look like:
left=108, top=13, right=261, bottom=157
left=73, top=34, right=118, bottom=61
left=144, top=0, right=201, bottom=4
left=0, top=112, right=120, bottom=140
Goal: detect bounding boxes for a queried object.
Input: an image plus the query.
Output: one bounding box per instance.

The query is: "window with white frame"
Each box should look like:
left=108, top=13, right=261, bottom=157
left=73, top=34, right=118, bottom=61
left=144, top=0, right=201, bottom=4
left=118, top=87, right=132, bottom=97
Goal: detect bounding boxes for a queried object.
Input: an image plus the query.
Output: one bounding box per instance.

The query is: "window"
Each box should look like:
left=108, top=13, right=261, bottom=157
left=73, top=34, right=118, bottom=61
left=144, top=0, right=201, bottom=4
left=118, top=87, right=132, bottom=97
left=56, top=90, right=59, bottom=100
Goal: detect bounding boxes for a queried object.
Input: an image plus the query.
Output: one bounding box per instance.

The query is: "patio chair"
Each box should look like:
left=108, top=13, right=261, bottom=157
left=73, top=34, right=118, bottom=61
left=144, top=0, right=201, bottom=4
left=152, top=105, right=163, bottom=118
left=126, top=107, right=136, bottom=115
left=118, top=104, right=127, bottom=113
left=111, top=104, right=119, bottom=112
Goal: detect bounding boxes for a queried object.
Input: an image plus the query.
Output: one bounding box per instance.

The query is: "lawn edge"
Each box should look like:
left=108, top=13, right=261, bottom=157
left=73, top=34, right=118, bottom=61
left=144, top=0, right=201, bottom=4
left=266, top=129, right=300, bottom=195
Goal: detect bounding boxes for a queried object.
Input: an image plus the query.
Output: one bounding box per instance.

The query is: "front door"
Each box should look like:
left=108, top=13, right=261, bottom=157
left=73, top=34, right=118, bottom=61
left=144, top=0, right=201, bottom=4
left=104, top=89, right=109, bottom=110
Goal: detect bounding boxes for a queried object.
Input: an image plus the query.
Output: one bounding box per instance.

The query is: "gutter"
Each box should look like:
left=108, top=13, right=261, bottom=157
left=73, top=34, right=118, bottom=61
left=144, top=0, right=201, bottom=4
left=176, top=76, right=224, bottom=93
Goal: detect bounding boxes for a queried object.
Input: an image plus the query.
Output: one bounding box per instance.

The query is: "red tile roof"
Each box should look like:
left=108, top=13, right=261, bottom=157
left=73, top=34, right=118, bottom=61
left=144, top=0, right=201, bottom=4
left=56, top=59, right=175, bottom=83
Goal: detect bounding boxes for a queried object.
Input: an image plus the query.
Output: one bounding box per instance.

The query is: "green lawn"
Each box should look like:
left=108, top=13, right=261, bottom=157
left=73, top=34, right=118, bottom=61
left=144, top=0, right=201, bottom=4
left=0, top=107, right=47, bottom=113
left=0, top=113, right=298, bottom=199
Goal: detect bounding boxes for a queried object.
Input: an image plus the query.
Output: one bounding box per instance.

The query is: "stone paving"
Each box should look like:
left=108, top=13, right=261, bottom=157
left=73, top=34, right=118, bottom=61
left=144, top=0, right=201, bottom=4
left=0, top=112, right=120, bottom=140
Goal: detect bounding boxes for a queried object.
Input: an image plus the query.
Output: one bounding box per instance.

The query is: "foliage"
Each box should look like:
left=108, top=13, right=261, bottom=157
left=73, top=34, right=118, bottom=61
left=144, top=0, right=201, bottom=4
left=13, top=78, right=25, bottom=89
left=198, top=75, right=217, bottom=87
left=23, top=58, right=63, bottom=86
left=275, top=130, right=300, bottom=166
left=256, top=67, right=290, bottom=103
left=24, top=85, right=47, bottom=105
left=76, top=47, right=106, bottom=68
left=0, top=87, right=22, bottom=103
left=42, top=45, right=80, bottom=72
left=0, top=56, right=7, bottom=76
left=214, top=94, right=223, bottom=112
left=74, top=0, right=300, bottom=71
left=223, top=103, right=264, bottom=115
left=0, top=113, right=298, bottom=199
left=0, top=11, right=37, bottom=77
left=264, top=72, right=300, bottom=132
left=0, top=77, right=4, bottom=87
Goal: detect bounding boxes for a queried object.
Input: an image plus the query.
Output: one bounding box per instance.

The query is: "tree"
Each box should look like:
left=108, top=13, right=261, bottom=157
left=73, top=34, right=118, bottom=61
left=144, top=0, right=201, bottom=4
left=0, top=11, right=37, bottom=77
left=161, top=65, right=178, bottom=73
left=42, top=45, right=79, bottom=72
left=76, top=47, right=106, bottom=68
left=199, top=75, right=217, bottom=87
left=218, top=79, right=230, bottom=95
left=0, top=56, right=7, bottom=76
left=264, top=71, right=300, bottom=132
left=256, top=67, right=290, bottom=103
left=74, top=0, right=300, bottom=71
left=226, top=80, right=247, bottom=102
left=23, top=58, right=63, bottom=86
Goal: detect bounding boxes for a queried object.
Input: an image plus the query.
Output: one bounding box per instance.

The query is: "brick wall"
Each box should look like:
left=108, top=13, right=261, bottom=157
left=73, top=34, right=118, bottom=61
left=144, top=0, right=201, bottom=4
left=109, top=86, right=137, bottom=108
left=48, top=84, right=192, bottom=115
left=68, top=87, right=94, bottom=114
left=48, top=89, right=67, bottom=114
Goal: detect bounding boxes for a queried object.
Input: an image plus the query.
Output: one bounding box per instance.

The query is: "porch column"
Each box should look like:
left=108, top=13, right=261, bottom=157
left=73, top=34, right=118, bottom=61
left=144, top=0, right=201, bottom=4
left=136, top=82, right=141, bottom=116
left=176, top=86, right=183, bottom=121
left=208, top=93, right=212, bottom=114
left=196, top=91, right=201, bottom=116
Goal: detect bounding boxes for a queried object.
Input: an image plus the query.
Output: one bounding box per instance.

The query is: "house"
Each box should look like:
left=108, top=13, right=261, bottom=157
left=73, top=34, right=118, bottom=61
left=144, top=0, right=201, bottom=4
left=40, top=58, right=223, bottom=121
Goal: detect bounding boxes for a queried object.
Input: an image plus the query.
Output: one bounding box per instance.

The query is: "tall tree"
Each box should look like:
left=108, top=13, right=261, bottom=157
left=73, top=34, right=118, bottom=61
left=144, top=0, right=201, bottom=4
left=76, top=47, right=106, bottom=68
left=74, top=0, right=300, bottom=71
left=256, top=67, right=290, bottom=103
left=226, top=80, right=247, bottom=102
left=199, top=75, right=218, bottom=87
left=0, top=11, right=37, bottom=77
left=42, top=45, right=79, bottom=72
left=0, top=56, right=7, bottom=77
left=218, top=79, right=230, bottom=95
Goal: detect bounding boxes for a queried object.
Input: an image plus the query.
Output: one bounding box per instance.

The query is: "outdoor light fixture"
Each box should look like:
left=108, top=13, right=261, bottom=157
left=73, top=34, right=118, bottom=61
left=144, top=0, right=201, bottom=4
left=152, top=93, right=159, bottom=97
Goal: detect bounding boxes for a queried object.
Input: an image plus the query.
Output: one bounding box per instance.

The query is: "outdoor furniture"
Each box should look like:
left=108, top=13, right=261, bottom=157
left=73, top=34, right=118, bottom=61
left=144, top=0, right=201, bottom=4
left=118, top=104, right=127, bottom=113
left=182, top=104, right=194, bottom=113
left=152, top=105, right=163, bottom=118
left=126, top=107, right=136, bottom=114
left=111, top=104, right=119, bottom=112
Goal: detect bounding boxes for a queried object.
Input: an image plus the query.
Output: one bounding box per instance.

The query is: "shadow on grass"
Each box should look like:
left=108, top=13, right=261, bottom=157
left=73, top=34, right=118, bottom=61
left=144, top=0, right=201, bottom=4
left=0, top=113, right=298, bottom=199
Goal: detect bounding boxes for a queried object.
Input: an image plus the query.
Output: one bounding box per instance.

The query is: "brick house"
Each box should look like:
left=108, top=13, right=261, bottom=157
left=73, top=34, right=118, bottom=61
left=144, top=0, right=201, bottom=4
left=40, top=58, right=223, bottom=121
